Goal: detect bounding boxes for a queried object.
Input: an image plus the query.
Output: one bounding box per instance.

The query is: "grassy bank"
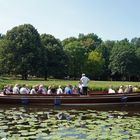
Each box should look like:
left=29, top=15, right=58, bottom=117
left=0, top=77, right=140, bottom=91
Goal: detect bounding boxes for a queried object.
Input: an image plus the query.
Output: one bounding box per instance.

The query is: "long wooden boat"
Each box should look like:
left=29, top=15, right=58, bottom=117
left=0, top=92, right=140, bottom=105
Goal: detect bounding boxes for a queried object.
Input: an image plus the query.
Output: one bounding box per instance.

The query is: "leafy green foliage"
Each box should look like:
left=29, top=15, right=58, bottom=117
left=1, top=24, right=42, bottom=79
left=86, top=51, right=105, bottom=79
left=64, top=40, right=87, bottom=78
left=1, top=24, right=140, bottom=81
left=109, top=39, right=137, bottom=80
left=41, top=34, right=68, bottom=79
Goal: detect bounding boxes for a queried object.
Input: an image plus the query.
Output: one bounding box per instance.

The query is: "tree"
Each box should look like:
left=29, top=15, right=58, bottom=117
left=3, top=24, right=42, bottom=79
left=95, top=40, right=115, bottom=79
left=86, top=51, right=105, bottom=79
left=62, top=37, right=77, bottom=46
left=109, top=39, right=137, bottom=81
left=64, top=40, right=87, bottom=78
left=0, top=39, right=14, bottom=75
left=41, top=34, right=68, bottom=79
left=135, top=47, right=140, bottom=80
left=78, top=33, right=102, bottom=52
left=131, top=37, right=140, bottom=48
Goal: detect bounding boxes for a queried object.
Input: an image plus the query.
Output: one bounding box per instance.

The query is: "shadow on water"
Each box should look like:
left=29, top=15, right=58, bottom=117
left=1, top=102, right=140, bottom=113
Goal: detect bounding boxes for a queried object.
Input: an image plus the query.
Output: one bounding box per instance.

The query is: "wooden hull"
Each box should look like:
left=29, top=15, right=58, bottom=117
left=0, top=93, right=140, bottom=105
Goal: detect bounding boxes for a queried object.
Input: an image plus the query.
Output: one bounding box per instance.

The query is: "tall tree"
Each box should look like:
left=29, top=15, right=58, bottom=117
left=131, top=37, right=140, bottom=48
left=41, top=34, right=68, bottom=79
left=135, top=47, right=140, bottom=80
left=0, top=39, right=14, bottom=75
left=78, top=33, right=102, bottom=52
left=109, top=39, right=137, bottom=81
left=95, top=40, right=115, bottom=79
left=3, top=24, right=42, bottom=79
left=64, top=40, right=87, bottom=78
left=86, top=51, right=105, bottom=79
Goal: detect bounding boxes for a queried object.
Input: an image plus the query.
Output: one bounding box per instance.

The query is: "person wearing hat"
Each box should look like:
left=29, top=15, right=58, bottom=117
left=80, top=73, right=90, bottom=95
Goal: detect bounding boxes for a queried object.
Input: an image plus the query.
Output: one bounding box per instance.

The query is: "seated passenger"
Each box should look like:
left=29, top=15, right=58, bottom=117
left=132, top=85, right=140, bottom=93
left=65, top=85, right=73, bottom=94
left=30, top=85, right=37, bottom=94
left=38, top=85, right=47, bottom=94
left=118, top=86, right=124, bottom=93
left=3, top=85, right=11, bottom=94
left=20, top=84, right=29, bottom=94
left=25, top=84, right=30, bottom=94
left=124, top=85, right=132, bottom=93
left=51, top=85, right=56, bottom=94
left=47, top=86, right=52, bottom=94
left=124, top=85, right=129, bottom=93
left=57, top=85, right=63, bottom=94
left=77, top=81, right=82, bottom=95
left=13, top=84, right=20, bottom=94
left=108, top=86, right=115, bottom=94
left=127, top=85, right=133, bottom=93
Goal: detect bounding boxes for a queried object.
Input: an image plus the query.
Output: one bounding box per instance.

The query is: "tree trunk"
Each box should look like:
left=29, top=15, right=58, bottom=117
left=44, top=71, right=47, bottom=80
left=22, top=74, right=28, bottom=80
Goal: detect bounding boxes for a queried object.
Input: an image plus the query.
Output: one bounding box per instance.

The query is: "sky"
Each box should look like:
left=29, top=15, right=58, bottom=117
left=0, top=0, right=140, bottom=41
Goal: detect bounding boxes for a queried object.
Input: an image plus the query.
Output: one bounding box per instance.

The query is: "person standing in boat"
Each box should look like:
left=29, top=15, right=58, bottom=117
left=80, top=73, right=90, bottom=95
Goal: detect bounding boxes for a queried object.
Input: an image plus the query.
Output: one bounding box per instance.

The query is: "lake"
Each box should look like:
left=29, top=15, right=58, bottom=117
left=0, top=104, right=140, bottom=140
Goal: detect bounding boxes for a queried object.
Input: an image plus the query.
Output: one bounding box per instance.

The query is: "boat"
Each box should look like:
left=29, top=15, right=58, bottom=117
left=0, top=92, right=140, bottom=105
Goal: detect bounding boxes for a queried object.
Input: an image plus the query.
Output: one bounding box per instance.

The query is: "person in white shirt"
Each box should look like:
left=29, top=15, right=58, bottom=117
left=108, top=86, right=116, bottom=94
left=47, top=86, right=52, bottom=94
left=20, top=84, right=29, bottom=94
left=80, top=73, right=90, bottom=95
left=30, top=85, right=37, bottom=94
left=13, top=84, right=20, bottom=94
left=118, top=86, right=124, bottom=93
left=57, top=85, right=63, bottom=94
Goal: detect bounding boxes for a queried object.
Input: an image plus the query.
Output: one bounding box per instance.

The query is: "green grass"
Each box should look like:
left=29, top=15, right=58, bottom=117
left=0, top=77, right=140, bottom=91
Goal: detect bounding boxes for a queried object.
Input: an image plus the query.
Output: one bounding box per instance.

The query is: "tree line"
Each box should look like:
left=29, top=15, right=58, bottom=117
left=0, top=24, right=140, bottom=81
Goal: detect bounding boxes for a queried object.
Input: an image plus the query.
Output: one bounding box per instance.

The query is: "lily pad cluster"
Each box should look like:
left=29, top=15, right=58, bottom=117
left=0, top=107, right=140, bottom=139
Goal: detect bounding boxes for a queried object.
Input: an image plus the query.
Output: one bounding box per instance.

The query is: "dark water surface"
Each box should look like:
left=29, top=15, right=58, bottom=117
left=0, top=103, right=140, bottom=139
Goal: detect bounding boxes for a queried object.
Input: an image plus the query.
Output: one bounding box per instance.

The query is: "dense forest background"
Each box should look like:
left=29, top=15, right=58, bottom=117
left=0, top=24, right=140, bottom=81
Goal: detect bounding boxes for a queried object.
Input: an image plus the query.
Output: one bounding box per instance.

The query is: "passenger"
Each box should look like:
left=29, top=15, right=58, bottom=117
left=108, top=86, right=115, bottom=94
left=13, top=84, right=20, bottom=94
left=35, top=85, right=39, bottom=92
left=47, top=86, right=52, bottom=94
left=77, top=81, right=82, bottom=95
left=64, top=85, right=73, bottom=95
left=80, top=73, right=90, bottom=95
left=132, top=85, right=140, bottom=93
left=127, top=85, right=133, bottom=93
left=38, top=85, right=47, bottom=94
left=25, top=84, right=30, bottom=94
left=3, top=85, right=11, bottom=94
left=57, top=85, right=63, bottom=95
left=124, top=85, right=129, bottom=93
left=51, top=85, right=56, bottom=94
left=124, top=85, right=132, bottom=93
left=118, top=86, right=124, bottom=93
left=20, top=84, right=29, bottom=94
left=8, top=85, right=13, bottom=93
left=30, top=85, right=37, bottom=94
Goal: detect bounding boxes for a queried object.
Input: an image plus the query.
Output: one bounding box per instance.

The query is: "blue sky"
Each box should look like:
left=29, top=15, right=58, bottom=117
left=0, top=0, right=140, bottom=41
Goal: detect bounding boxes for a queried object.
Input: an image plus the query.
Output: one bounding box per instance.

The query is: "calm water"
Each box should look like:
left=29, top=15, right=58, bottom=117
left=0, top=103, right=140, bottom=140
